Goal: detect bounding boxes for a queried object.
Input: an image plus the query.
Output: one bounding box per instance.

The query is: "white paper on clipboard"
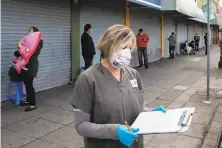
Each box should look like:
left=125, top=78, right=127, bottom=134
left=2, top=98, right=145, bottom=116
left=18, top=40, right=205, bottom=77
left=131, top=107, right=195, bottom=135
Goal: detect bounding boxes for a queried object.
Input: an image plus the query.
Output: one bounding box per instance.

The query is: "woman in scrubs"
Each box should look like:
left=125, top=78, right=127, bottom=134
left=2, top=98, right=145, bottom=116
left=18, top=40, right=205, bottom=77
left=71, top=24, right=164, bottom=148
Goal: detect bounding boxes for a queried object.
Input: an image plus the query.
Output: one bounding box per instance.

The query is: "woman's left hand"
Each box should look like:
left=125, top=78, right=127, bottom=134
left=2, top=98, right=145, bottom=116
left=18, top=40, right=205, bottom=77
left=18, top=56, right=23, bottom=60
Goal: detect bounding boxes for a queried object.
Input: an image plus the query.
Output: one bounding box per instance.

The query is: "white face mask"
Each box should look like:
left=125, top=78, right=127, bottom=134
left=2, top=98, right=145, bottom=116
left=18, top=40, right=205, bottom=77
left=110, top=48, right=132, bottom=68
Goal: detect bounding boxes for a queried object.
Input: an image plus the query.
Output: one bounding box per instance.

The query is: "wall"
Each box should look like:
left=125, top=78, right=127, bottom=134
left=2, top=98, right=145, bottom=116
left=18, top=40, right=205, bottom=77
left=161, top=0, right=176, bottom=10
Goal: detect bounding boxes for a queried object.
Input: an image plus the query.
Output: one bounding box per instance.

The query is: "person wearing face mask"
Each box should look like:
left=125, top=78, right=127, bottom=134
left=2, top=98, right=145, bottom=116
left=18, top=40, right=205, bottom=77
left=18, top=26, right=43, bottom=112
left=168, top=32, right=176, bottom=59
left=81, top=24, right=96, bottom=70
left=71, top=24, right=165, bottom=148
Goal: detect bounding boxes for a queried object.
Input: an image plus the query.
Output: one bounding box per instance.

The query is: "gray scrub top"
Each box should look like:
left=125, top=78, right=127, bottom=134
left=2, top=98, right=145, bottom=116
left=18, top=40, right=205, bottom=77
left=71, top=63, right=144, bottom=148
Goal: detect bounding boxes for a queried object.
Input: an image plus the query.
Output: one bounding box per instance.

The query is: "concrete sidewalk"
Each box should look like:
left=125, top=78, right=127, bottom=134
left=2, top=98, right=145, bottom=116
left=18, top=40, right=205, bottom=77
left=1, top=45, right=222, bottom=148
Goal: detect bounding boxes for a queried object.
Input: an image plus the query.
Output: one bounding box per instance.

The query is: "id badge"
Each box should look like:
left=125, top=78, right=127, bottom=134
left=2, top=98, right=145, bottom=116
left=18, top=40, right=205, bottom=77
left=130, top=79, right=138, bottom=88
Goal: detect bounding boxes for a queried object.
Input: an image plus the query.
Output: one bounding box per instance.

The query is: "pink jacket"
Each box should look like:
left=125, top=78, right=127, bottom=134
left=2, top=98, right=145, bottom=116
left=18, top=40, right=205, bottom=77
left=14, top=32, right=42, bottom=73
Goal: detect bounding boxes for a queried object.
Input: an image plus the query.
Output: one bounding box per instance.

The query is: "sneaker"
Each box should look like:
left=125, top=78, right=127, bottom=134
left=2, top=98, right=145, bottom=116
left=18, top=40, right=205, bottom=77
left=137, top=65, right=143, bottom=69
left=25, top=106, right=37, bottom=112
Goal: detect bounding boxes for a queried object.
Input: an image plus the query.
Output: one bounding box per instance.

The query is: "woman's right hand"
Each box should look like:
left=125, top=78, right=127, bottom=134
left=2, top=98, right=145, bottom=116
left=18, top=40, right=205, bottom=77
left=116, top=125, right=139, bottom=147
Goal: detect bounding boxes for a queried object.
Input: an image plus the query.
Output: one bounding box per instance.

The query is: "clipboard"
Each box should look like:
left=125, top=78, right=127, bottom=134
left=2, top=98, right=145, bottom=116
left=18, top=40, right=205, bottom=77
left=131, top=107, right=195, bottom=135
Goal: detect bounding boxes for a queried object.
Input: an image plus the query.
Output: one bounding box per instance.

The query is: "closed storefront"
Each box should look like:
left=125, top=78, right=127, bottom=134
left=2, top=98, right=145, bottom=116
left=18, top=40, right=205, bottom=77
left=212, top=26, right=219, bottom=44
left=196, top=23, right=204, bottom=48
left=1, top=0, right=71, bottom=101
left=130, top=8, right=161, bottom=65
left=203, top=25, right=207, bottom=46
left=219, top=30, right=222, bottom=40
left=188, top=21, right=195, bottom=42
left=164, top=18, right=176, bottom=58
left=176, top=21, right=188, bottom=54
left=79, top=0, right=125, bottom=67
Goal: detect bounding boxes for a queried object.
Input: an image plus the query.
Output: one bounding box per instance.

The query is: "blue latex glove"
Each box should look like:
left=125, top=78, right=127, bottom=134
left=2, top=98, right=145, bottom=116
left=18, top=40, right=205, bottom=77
left=117, top=125, right=139, bottom=147
left=152, top=105, right=167, bottom=113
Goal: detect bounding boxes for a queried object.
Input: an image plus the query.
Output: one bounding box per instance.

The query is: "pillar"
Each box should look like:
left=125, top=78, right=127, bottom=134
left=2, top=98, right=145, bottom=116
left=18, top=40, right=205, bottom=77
left=125, top=1, right=130, bottom=27
left=161, top=14, right=164, bottom=57
left=71, top=0, right=80, bottom=81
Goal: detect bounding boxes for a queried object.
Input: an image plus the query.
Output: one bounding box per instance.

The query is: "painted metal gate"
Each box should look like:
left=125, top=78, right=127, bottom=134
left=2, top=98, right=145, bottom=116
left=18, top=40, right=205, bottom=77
left=196, top=23, right=204, bottom=48
left=177, top=22, right=188, bottom=54
left=1, top=0, right=71, bottom=101
left=130, top=8, right=161, bottom=66
left=79, top=0, right=125, bottom=67
left=188, top=21, right=195, bottom=42
left=164, top=18, right=176, bottom=58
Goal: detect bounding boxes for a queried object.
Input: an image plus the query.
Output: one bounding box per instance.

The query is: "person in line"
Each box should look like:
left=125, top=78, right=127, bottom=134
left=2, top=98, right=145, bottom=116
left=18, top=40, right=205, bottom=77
left=194, top=33, right=200, bottom=51
left=19, top=26, right=43, bottom=112
left=188, top=40, right=195, bottom=50
left=220, top=38, right=222, bottom=52
left=136, top=29, right=150, bottom=69
left=81, top=24, right=96, bottom=70
left=204, top=33, right=208, bottom=55
left=186, top=40, right=195, bottom=55
left=71, top=24, right=165, bottom=148
left=219, top=38, right=222, bottom=60
left=168, top=32, right=176, bottom=59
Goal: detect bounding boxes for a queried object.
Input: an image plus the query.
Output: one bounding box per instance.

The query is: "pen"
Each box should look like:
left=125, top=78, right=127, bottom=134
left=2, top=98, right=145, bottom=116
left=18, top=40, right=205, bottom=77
left=125, top=121, right=139, bottom=143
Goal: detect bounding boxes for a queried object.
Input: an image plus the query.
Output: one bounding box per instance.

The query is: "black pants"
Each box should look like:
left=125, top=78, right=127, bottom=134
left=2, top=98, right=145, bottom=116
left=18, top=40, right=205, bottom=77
left=138, top=47, right=148, bottom=67
left=169, top=45, right=175, bottom=59
left=24, top=76, right=36, bottom=106
left=205, top=44, right=208, bottom=55
left=83, top=55, right=94, bottom=70
left=195, top=42, right=199, bottom=51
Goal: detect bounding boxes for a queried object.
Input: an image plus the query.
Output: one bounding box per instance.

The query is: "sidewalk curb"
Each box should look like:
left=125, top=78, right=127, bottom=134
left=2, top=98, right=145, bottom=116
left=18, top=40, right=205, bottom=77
left=201, top=100, right=222, bottom=148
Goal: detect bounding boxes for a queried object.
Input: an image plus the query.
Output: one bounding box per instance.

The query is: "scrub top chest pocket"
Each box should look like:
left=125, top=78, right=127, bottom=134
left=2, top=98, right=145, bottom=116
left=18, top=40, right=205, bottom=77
left=128, top=78, right=144, bottom=113
left=130, top=79, right=139, bottom=91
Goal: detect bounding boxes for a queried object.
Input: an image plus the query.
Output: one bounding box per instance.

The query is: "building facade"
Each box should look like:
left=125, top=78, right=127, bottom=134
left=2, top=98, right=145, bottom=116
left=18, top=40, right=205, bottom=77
left=1, top=0, right=221, bottom=101
left=161, top=0, right=208, bottom=57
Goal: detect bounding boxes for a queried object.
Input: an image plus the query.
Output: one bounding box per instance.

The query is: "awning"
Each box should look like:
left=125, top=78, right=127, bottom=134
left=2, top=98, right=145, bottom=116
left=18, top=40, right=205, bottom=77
left=128, top=0, right=161, bottom=9
left=189, top=18, right=207, bottom=24
left=211, top=17, right=219, bottom=26
left=211, top=18, right=222, bottom=26
left=176, top=0, right=198, bottom=18
left=176, top=0, right=209, bottom=23
left=189, top=7, right=207, bottom=24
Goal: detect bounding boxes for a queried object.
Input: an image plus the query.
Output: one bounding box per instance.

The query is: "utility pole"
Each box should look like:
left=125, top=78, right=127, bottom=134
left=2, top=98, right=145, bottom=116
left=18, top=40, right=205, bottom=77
left=205, top=0, right=211, bottom=103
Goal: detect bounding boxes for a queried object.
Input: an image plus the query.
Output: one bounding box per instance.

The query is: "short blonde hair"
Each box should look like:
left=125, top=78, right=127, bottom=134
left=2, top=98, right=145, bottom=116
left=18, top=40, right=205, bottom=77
left=98, top=24, right=136, bottom=59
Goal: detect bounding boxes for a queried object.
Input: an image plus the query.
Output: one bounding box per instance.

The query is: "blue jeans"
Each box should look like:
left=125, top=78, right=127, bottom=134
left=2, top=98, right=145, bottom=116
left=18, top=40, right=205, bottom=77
left=138, top=47, right=148, bottom=67
left=169, top=45, right=175, bottom=59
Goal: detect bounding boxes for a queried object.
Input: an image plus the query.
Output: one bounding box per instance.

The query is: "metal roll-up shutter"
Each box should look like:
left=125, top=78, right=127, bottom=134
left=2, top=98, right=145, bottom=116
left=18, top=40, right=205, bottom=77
left=130, top=8, right=161, bottom=66
left=188, top=21, right=195, bottom=42
left=1, top=0, right=71, bottom=101
left=196, top=23, right=203, bottom=48
left=79, top=0, right=125, bottom=67
left=177, top=22, right=188, bottom=54
left=164, top=18, right=176, bottom=58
